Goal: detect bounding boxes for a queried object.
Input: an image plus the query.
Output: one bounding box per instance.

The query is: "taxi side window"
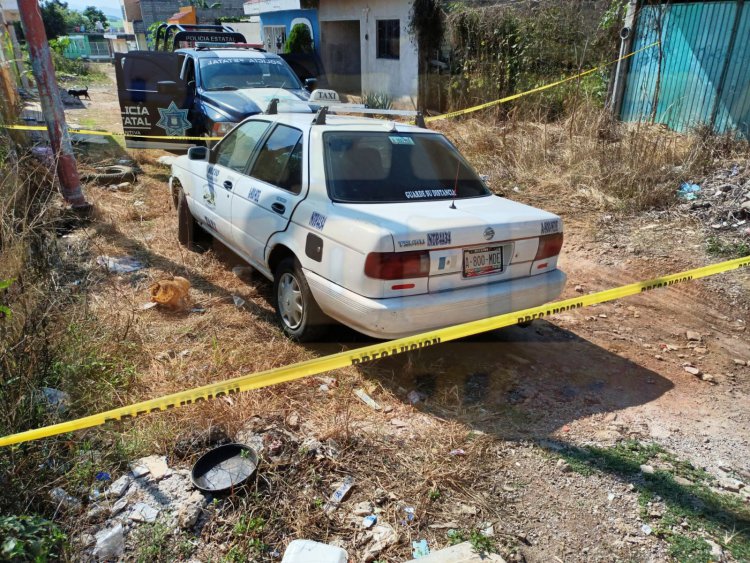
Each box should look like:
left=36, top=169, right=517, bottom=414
left=213, top=121, right=270, bottom=174
left=250, top=125, right=303, bottom=194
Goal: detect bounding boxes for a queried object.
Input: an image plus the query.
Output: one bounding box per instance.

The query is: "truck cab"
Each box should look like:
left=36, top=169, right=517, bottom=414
left=114, top=24, right=323, bottom=152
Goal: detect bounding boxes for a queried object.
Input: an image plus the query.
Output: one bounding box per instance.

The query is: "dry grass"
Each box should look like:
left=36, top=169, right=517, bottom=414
left=436, top=103, right=748, bottom=214
left=19, top=157, right=527, bottom=560
left=7, top=100, right=747, bottom=560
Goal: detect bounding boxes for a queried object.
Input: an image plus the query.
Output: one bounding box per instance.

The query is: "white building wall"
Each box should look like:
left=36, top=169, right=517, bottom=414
left=318, top=0, right=418, bottom=107
left=232, top=20, right=262, bottom=44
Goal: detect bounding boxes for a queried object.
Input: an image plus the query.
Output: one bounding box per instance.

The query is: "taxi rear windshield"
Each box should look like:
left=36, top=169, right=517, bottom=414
left=324, top=132, right=490, bottom=203
left=199, top=58, right=302, bottom=90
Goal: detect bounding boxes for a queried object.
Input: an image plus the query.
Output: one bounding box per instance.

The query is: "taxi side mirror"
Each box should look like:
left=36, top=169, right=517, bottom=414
left=188, top=146, right=208, bottom=161
left=304, top=77, right=317, bottom=92
left=157, top=80, right=178, bottom=94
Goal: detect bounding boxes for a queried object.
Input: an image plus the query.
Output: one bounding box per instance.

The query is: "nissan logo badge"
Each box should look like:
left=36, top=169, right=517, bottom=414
left=483, top=227, right=495, bottom=241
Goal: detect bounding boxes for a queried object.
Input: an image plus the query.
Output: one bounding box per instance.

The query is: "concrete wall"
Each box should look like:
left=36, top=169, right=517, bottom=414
left=318, top=0, right=418, bottom=106
left=138, top=0, right=247, bottom=29
left=231, top=20, right=262, bottom=44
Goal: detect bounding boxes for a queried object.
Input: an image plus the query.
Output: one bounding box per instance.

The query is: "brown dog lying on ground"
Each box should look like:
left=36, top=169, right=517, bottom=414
left=67, top=87, right=90, bottom=100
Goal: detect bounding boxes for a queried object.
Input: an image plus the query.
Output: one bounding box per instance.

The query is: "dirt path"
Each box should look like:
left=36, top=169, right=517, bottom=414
left=61, top=78, right=749, bottom=562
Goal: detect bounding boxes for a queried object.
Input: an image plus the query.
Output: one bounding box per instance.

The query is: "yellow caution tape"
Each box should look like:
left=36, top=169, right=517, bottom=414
left=1, top=124, right=222, bottom=142
left=0, top=254, right=747, bottom=448
left=424, top=40, right=661, bottom=123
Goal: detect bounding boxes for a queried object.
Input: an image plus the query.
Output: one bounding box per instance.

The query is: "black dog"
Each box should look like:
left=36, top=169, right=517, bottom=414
left=67, top=87, right=90, bottom=100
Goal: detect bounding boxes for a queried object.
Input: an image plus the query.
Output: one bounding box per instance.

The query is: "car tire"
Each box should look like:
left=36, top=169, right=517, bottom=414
left=177, top=189, right=211, bottom=252
left=81, top=165, right=138, bottom=185
left=273, top=257, right=328, bottom=342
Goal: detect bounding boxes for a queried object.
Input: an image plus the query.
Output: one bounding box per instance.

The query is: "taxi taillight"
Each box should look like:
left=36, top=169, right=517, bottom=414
left=365, top=251, right=430, bottom=280
left=535, top=233, right=563, bottom=260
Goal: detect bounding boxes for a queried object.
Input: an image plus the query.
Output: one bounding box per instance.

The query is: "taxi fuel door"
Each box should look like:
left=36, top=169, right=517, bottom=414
left=114, top=51, right=193, bottom=152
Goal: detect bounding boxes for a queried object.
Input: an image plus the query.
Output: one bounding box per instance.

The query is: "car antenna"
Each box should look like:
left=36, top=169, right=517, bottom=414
left=450, top=160, right=460, bottom=209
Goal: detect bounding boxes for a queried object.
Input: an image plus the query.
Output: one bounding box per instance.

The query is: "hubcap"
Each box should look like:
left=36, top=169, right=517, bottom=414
left=278, top=272, right=304, bottom=330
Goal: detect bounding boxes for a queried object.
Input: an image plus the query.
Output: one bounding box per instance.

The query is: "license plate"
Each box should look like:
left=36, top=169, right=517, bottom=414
left=463, top=245, right=504, bottom=278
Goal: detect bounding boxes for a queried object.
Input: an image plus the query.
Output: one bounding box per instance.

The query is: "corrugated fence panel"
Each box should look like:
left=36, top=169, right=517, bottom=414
left=621, top=1, right=750, bottom=138
left=659, top=2, right=735, bottom=132
left=620, top=6, right=662, bottom=123
left=713, top=4, right=750, bottom=136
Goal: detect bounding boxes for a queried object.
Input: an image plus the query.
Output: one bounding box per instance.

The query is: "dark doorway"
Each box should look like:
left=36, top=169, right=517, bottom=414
left=320, top=20, right=361, bottom=94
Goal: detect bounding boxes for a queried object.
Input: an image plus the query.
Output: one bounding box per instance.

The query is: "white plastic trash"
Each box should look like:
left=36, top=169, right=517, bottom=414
left=281, top=539, right=348, bottom=563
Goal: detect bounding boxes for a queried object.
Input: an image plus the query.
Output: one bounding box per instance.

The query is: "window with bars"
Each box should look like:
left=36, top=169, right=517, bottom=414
left=376, top=19, right=400, bottom=60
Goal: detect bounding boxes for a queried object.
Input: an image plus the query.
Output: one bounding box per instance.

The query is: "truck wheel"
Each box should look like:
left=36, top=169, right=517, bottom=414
left=177, top=190, right=211, bottom=252
left=273, top=257, right=328, bottom=342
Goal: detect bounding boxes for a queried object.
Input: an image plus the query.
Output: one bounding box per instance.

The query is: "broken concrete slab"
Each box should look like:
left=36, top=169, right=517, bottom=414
left=129, top=455, right=170, bottom=480
left=129, top=502, right=159, bottom=523
left=405, top=541, right=506, bottom=562
left=106, top=474, right=131, bottom=498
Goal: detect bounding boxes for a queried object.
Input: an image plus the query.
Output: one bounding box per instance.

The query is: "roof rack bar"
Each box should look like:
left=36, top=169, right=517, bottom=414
left=323, top=106, right=420, bottom=118
left=265, top=98, right=279, bottom=115
left=313, top=106, right=328, bottom=125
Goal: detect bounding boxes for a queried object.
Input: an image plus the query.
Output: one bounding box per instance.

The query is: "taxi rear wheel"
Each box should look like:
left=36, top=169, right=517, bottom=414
left=273, top=257, right=327, bottom=342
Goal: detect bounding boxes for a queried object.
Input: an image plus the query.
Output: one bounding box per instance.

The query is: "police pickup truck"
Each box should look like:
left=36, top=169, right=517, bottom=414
left=114, top=24, right=328, bottom=152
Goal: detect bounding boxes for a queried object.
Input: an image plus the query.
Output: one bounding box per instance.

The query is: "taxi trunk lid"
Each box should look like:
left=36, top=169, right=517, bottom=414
left=341, top=195, right=563, bottom=291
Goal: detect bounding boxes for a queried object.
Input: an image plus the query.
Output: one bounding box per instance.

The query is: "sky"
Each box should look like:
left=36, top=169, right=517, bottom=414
left=65, top=0, right=124, bottom=19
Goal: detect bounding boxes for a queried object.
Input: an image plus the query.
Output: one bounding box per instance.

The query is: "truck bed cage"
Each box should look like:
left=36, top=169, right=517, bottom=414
left=153, top=24, right=246, bottom=52
left=194, top=42, right=266, bottom=52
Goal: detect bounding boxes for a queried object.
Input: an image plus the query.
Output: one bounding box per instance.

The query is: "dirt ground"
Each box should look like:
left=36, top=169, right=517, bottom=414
left=57, top=69, right=750, bottom=562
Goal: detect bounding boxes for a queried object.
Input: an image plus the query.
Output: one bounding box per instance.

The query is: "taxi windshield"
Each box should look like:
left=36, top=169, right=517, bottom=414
left=324, top=132, right=490, bottom=203
left=199, top=58, right=302, bottom=91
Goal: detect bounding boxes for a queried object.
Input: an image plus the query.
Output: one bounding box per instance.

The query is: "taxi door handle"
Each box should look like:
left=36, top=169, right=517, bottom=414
left=223, top=180, right=233, bottom=190
left=271, top=202, right=285, bottom=214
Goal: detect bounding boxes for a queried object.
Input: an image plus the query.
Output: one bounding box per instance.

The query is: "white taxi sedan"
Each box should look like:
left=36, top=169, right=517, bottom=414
left=170, top=112, right=566, bottom=341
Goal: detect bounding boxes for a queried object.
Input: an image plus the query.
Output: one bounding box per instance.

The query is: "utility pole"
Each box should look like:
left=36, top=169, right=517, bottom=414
left=610, top=0, right=638, bottom=117
left=17, top=0, right=90, bottom=210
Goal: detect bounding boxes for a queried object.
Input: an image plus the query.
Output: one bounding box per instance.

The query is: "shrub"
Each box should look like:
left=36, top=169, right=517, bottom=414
left=284, top=24, right=314, bottom=55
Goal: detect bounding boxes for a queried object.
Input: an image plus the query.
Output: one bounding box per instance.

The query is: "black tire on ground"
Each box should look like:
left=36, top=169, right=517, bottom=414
left=177, top=190, right=211, bottom=252
left=81, top=165, right=138, bottom=185
left=272, top=257, right=328, bottom=342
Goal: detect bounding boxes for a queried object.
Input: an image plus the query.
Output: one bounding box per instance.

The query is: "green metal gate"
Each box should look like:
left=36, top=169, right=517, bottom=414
left=620, top=1, right=750, bottom=138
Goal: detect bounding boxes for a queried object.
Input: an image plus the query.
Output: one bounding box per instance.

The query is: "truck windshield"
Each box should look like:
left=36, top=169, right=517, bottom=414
left=200, top=58, right=302, bottom=91
left=324, top=132, right=490, bottom=203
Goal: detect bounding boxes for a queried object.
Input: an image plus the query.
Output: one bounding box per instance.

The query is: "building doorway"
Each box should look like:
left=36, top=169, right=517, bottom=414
left=263, top=25, right=287, bottom=54
left=320, top=20, right=361, bottom=94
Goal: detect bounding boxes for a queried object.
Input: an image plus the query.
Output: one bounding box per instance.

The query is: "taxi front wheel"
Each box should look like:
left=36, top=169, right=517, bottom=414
left=177, top=190, right=211, bottom=252
left=273, top=258, right=328, bottom=342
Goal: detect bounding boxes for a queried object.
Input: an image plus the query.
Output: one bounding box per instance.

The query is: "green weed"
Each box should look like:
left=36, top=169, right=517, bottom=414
left=362, top=92, right=393, bottom=110
left=0, top=515, right=67, bottom=561
left=706, top=236, right=750, bottom=259
left=557, top=440, right=750, bottom=561
left=132, top=521, right=194, bottom=562
left=447, top=528, right=497, bottom=556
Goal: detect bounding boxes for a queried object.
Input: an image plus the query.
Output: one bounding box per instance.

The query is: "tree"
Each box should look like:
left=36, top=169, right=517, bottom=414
left=284, top=24, right=313, bottom=54
left=83, top=6, right=109, bottom=30
left=40, top=0, right=89, bottom=38
left=40, top=0, right=68, bottom=39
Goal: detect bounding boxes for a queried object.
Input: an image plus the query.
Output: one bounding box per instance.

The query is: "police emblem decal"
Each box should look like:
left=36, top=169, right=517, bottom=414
left=156, top=102, right=191, bottom=137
